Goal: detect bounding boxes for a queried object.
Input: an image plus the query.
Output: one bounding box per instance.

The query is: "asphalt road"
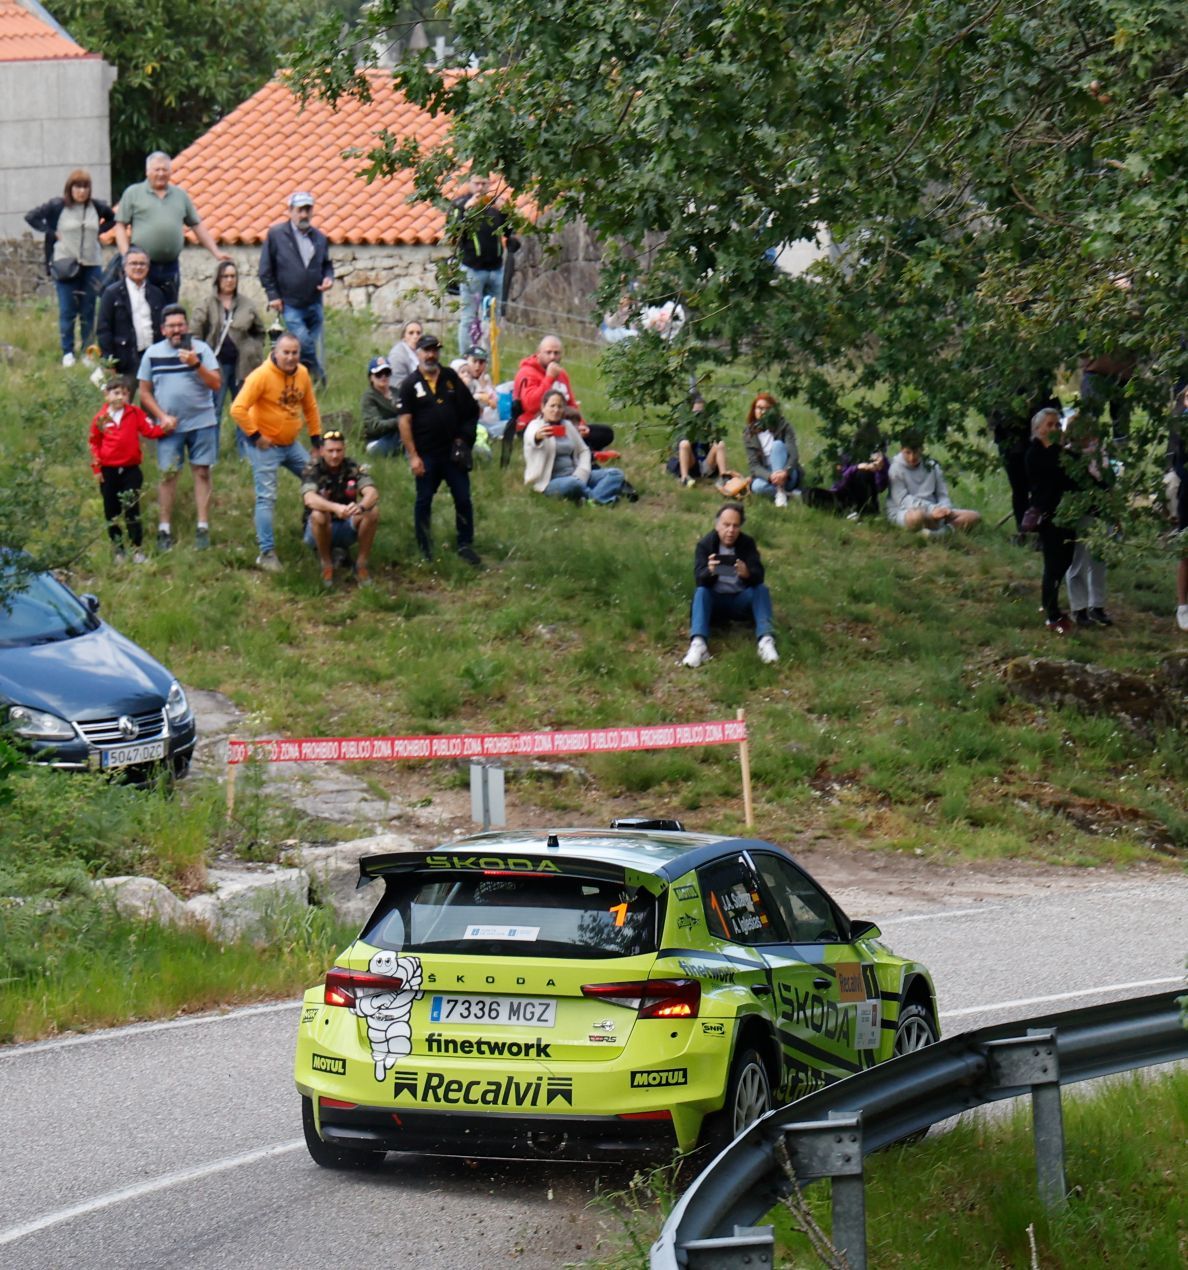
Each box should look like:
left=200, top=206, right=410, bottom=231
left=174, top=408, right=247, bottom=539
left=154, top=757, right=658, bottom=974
left=2, top=874, right=1185, bottom=1269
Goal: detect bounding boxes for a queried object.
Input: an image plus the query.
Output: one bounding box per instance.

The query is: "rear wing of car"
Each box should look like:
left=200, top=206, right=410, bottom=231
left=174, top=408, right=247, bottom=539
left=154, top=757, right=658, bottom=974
left=357, top=849, right=658, bottom=890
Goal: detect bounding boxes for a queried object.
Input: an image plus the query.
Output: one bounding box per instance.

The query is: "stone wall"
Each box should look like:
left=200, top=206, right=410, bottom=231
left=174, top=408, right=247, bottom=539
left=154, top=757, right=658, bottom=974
left=0, top=56, right=118, bottom=239
left=178, top=241, right=454, bottom=345
left=0, top=234, right=49, bottom=302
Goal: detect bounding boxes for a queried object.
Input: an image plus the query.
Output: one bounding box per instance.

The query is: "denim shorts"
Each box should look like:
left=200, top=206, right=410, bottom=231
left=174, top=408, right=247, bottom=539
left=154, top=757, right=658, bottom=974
left=303, top=517, right=358, bottom=550
left=158, top=426, right=219, bottom=472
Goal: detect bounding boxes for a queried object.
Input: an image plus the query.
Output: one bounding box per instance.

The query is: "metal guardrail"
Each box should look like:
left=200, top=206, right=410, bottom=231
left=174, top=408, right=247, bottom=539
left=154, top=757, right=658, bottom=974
left=651, top=989, right=1187, bottom=1269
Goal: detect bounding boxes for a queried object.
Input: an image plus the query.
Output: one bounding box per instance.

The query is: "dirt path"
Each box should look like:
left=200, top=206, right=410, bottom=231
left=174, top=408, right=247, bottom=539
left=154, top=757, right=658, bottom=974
left=189, top=688, right=1165, bottom=914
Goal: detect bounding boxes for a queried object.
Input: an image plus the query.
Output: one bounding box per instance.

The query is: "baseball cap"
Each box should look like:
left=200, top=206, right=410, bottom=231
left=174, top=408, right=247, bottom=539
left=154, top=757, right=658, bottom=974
left=368, top=355, right=392, bottom=375
left=289, top=191, right=315, bottom=208
left=466, top=345, right=489, bottom=360
left=416, top=334, right=442, bottom=350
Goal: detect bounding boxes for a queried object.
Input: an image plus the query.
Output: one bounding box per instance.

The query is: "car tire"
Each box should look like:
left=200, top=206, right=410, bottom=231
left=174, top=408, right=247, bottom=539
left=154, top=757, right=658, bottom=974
left=301, top=1096, right=387, bottom=1170
left=890, top=1002, right=938, bottom=1144
left=700, top=1046, right=772, bottom=1155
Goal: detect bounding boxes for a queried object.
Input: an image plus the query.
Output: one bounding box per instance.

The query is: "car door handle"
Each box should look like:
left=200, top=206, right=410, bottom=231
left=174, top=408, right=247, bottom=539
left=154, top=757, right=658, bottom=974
left=812, top=977, right=830, bottom=991
left=751, top=983, right=772, bottom=996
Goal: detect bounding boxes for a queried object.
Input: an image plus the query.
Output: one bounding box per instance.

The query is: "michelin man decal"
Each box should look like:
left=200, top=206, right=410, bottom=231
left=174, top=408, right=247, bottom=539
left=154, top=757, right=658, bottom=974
left=350, top=950, right=424, bottom=1082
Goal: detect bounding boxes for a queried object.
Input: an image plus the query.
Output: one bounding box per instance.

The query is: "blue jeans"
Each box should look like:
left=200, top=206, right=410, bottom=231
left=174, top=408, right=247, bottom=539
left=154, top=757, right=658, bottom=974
left=544, top=467, right=625, bottom=505
left=247, top=439, right=309, bottom=554
left=365, top=433, right=404, bottom=458
left=751, top=440, right=802, bottom=498
left=414, top=453, right=473, bottom=556
left=457, top=266, right=503, bottom=355
left=283, top=302, right=325, bottom=382
left=147, top=260, right=180, bottom=305
left=690, top=584, right=774, bottom=640
left=54, top=265, right=101, bottom=355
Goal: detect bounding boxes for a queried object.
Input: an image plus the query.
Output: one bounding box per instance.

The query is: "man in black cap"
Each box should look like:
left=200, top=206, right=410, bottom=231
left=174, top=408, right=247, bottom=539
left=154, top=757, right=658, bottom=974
left=397, top=334, right=481, bottom=564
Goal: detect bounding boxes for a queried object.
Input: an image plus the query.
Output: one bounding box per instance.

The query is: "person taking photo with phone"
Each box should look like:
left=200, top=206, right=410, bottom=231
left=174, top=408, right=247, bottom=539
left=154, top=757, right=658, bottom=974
left=137, top=304, right=221, bottom=552
left=523, top=389, right=625, bottom=505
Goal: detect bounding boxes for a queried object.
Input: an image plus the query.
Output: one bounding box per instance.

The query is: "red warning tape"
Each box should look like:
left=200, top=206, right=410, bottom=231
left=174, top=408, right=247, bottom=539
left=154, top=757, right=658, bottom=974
left=227, top=719, right=747, bottom=766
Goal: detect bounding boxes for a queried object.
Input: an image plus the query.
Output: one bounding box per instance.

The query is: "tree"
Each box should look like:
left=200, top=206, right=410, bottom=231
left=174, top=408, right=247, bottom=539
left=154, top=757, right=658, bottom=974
left=290, top=2, right=1188, bottom=510
left=50, top=0, right=315, bottom=192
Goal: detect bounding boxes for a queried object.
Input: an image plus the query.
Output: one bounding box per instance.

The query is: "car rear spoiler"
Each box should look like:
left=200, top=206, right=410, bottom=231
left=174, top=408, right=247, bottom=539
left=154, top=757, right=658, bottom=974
left=357, top=849, right=648, bottom=889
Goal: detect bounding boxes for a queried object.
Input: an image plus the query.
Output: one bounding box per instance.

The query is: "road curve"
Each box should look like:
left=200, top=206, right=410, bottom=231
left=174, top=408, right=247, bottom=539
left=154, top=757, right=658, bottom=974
left=2, top=874, right=1184, bottom=1269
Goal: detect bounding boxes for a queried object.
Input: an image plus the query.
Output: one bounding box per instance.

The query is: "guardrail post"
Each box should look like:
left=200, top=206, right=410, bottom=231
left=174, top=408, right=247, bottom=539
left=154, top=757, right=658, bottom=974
left=681, top=1225, right=774, bottom=1269
left=984, top=1029, right=1066, bottom=1210
left=783, top=1112, right=866, bottom=1270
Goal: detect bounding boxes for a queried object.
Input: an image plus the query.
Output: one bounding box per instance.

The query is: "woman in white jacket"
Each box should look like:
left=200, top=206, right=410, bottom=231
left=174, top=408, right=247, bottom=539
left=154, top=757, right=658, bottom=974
left=523, top=390, right=625, bottom=504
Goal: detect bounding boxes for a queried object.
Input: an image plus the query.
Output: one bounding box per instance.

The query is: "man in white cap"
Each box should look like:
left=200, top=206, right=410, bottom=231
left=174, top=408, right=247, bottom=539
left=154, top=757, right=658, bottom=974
left=259, top=191, right=334, bottom=383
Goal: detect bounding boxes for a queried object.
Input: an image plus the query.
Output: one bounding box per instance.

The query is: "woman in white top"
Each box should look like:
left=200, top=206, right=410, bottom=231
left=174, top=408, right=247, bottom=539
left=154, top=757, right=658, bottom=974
left=524, top=390, right=625, bottom=504
left=387, top=318, right=424, bottom=383
left=25, top=170, right=115, bottom=367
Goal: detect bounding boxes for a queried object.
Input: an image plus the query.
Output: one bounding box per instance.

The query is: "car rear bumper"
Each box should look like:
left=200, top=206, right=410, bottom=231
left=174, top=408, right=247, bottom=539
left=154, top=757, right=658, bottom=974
left=317, top=1101, right=677, bottom=1161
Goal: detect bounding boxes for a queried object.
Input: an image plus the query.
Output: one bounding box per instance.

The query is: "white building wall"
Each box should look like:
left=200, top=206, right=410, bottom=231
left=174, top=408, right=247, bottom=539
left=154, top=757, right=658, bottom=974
left=0, top=57, right=117, bottom=238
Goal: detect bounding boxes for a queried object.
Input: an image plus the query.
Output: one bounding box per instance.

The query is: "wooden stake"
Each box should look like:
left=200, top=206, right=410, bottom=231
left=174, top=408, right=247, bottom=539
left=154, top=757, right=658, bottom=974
left=226, top=750, right=238, bottom=822
left=737, top=707, right=754, bottom=828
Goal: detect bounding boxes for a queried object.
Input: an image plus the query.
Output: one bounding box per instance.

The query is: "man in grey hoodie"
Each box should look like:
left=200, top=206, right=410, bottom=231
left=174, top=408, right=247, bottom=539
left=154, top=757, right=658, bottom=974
left=885, top=432, right=981, bottom=536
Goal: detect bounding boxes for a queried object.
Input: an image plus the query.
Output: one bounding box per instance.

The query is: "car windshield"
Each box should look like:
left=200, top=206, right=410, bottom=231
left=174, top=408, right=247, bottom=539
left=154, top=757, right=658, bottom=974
left=361, top=870, right=660, bottom=959
left=0, top=572, right=97, bottom=647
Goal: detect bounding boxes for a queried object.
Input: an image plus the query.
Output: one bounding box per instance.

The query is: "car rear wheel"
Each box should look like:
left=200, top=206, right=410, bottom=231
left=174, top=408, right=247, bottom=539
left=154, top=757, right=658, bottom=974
left=701, top=1046, right=772, bottom=1154
left=892, top=1002, right=937, bottom=1057
left=301, top=1096, right=386, bottom=1170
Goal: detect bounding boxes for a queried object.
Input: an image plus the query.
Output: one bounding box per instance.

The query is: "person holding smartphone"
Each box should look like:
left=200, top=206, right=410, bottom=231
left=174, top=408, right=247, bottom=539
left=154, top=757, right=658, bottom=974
left=523, top=389, right=625, bottom=504
left=682, top=503, right=778, bottom=666
left=137, top=303, right=221, bottom=552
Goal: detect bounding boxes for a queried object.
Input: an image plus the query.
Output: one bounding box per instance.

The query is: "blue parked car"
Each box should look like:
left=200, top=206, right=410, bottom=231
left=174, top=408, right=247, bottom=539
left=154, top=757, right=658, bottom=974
left=0, top=567, right=196, bottom=779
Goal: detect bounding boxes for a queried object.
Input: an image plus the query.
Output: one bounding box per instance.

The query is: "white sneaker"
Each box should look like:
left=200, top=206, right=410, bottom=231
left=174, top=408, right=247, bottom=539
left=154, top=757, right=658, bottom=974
left=1177, top=604, right=1188, bottom=632
left=256, top=550, right=282, bottom=573
left=682, top=637, right=708, bottom=668
left=774, top=488, right=788, bottom=508
left=132, top=550, right=147, bottom=564
left=757, top=635, right=779, bottom=664
left=61, top=352, right=76, bottom=368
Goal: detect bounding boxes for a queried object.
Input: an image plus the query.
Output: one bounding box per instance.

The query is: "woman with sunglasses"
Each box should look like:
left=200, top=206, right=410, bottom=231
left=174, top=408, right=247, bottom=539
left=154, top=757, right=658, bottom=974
left=362, top=355, right=403, bottom=457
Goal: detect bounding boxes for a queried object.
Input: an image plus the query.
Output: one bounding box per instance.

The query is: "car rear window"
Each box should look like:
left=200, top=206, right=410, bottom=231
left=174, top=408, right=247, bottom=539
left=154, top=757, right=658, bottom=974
left=360, top=870, right=660, bottom=959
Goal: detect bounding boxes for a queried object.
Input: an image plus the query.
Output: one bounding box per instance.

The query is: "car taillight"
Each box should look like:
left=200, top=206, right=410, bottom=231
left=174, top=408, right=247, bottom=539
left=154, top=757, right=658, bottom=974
left=581, top=979, right=700, bottom=1019
left=324, top=967, right=407, bottom=1008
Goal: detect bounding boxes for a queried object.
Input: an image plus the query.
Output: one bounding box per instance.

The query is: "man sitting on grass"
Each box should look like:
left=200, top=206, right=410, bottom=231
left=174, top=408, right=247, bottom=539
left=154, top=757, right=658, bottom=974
left=300, top=429, right=379, bottom=587
left=885, top=431, right=981, bottom=537
left=682, top=503, right=778, bottom=667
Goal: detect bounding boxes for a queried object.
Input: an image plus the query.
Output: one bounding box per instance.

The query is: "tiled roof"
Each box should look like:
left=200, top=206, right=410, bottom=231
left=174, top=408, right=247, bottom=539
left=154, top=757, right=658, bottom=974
left=171, top=72, right=453, bottom=247
left=0, top=0, right=96, bottom=60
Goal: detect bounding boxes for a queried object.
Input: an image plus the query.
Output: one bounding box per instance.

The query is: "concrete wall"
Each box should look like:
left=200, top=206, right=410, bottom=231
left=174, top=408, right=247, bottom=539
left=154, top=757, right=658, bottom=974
left=0, top=57, right=118, bottom=239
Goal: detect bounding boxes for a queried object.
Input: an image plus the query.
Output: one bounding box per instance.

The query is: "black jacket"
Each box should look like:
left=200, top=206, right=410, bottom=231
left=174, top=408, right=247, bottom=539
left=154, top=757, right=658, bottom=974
left=96, top=280, right=165, bottom=376
left=259, top=222, right=334, bottom=309
left=1024, top=438, right=1078, bottom=523
left=24, top=197, right=115, bottom=275
left=693, top=529, right=765, bottom=588
left=449, top=194, right=512, bottom=270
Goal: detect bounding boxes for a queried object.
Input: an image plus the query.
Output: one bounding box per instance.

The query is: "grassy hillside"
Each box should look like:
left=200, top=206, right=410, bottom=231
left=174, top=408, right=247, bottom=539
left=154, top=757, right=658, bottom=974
left=0, top=297, right=1184, bottom=1037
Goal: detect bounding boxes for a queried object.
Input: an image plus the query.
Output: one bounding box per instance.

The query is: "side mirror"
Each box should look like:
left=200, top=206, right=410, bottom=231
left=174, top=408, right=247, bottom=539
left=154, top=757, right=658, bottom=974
left=849, top=919, right=881, bottom=942
left=80, top=593, right=100, bottom=615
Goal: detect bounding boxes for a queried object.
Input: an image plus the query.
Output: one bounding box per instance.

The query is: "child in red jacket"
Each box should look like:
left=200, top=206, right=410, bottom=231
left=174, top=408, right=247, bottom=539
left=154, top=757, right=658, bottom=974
left=89, top=378, right=171, bottom=560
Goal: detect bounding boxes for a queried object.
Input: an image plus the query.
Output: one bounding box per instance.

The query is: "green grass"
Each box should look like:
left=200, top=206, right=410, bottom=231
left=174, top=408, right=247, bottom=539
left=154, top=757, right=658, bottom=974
left=772, top=1070, right=1188, bottom=1268
left=583, top=1070, right=1188, bottom=1269
left=0, top=296, right=1185, bottom=1035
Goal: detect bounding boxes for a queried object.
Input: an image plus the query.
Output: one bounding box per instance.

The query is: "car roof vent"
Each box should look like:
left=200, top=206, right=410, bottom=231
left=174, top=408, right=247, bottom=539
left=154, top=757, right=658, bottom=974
left=546, top=833, right=560, bottom=850
left=609, top=818, right=686, bottom=832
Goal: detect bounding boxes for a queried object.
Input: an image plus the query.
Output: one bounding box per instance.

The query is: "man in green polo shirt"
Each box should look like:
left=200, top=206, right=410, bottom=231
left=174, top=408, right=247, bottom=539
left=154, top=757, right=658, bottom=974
left=115, top=152, right=227, bottom=304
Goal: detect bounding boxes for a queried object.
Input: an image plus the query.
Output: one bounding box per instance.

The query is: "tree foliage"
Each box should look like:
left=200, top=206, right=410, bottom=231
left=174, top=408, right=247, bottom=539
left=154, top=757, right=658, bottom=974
left=291, top=3, right=1186, bottom=502
left=50, top=0, right=318, bottom=192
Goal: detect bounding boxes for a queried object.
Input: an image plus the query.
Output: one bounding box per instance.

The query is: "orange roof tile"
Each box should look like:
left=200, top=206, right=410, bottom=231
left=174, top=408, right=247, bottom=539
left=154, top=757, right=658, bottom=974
left=171, top=72, right=453, bottom=247
left=0, top=0, right=96, bottom=61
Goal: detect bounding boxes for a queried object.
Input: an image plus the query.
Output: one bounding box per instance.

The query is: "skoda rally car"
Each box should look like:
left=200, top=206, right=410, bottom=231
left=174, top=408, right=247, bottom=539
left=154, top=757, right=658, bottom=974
left=296, top=825, right=939, bottom=1165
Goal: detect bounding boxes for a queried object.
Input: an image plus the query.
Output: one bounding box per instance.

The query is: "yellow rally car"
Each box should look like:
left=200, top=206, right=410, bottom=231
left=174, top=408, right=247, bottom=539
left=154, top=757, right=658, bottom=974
left=296, top=825, right=939, bottom=1165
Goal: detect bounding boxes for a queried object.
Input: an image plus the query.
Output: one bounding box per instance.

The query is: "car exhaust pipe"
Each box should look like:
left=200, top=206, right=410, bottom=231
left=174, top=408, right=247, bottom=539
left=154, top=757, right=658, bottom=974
left=526, top=1130, right=569, bottom=1157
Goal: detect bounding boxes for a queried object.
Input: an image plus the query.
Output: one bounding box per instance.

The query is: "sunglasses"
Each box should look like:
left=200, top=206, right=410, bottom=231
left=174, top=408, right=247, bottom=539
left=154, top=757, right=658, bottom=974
left=322, top=430, right=345, bottom=442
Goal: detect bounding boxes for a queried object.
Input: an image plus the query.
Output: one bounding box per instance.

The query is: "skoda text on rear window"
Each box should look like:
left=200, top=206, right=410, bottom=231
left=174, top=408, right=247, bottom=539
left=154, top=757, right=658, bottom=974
left=360, top=871, right=659, bottom=959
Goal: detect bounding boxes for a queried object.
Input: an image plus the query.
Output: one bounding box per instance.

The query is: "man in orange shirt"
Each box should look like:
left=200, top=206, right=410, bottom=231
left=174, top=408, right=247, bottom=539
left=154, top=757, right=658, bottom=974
left=231, top=332, right=322, bottom=571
